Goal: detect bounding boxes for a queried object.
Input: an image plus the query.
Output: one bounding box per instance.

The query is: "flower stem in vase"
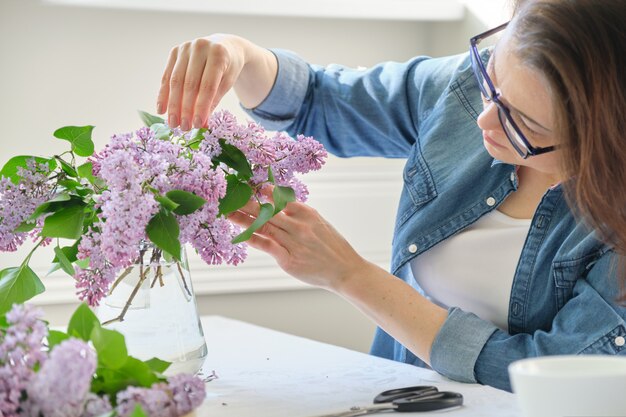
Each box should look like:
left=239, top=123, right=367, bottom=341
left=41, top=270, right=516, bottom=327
left=177, top=261, right=192, bottom=298
left=102, top=247, right=150, bottom=325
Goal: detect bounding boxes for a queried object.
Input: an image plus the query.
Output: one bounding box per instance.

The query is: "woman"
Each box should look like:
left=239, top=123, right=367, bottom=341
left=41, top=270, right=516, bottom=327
left=156, top=0, right=626, bottom=391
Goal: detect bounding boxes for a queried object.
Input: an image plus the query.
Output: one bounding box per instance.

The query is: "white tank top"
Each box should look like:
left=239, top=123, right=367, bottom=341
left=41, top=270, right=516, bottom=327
left=410, top=209, right=531, bottom=330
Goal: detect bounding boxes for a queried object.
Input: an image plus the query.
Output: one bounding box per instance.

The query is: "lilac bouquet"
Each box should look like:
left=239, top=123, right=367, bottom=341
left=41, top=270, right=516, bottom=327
left=0, top=110, right=327, bottom=314
left=0, top=303, right=206, bottom=417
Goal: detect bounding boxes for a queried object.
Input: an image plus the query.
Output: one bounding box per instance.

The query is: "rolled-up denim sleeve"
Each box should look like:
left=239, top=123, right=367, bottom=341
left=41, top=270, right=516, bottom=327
left=242, top=49, right=310, bottom=132
left=429, top=308, right=498, bottom=383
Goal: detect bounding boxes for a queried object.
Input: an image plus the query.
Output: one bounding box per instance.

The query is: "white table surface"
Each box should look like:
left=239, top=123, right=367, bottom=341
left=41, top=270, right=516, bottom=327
left=192, top=316, right=522, bottom=417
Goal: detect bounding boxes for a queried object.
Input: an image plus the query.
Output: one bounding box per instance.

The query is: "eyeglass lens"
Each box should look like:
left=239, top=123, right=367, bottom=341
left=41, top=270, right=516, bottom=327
left=497, top=108, right=528, bottom=156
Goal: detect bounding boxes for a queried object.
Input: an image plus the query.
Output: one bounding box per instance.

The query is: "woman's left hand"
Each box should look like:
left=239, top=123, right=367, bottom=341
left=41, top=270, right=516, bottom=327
left=228, top=197, right=367, bottom=293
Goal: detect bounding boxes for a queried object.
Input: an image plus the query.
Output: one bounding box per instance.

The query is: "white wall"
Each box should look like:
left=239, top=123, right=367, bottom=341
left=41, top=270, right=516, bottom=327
left=0, top=0, right=492, bottom=352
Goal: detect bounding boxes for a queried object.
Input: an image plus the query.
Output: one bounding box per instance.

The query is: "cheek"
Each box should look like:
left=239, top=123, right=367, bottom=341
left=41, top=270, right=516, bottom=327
left=518, top=153, right=562, bottom=175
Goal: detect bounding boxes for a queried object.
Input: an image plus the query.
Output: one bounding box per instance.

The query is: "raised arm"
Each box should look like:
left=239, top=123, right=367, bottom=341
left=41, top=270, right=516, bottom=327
left=156, top=34, right=277, bottom=130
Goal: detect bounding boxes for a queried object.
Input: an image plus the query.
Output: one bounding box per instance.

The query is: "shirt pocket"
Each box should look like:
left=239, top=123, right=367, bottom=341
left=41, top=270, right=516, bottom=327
left=552, top=255, right=599, bottom=310
left=400, top=143, right=437, bottom=218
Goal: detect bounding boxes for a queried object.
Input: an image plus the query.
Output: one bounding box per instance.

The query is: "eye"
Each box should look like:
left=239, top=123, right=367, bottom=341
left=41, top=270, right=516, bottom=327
left=513, top=113, right=542, bottom=138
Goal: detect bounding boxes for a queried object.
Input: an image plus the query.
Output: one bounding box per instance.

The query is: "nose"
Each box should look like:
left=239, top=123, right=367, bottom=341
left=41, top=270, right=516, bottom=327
left=476, top=101, right=501, bottom=132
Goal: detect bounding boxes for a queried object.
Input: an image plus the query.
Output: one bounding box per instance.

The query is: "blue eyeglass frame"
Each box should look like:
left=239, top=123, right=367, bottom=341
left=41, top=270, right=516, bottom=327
left=469, top=22, right=557, bottom=159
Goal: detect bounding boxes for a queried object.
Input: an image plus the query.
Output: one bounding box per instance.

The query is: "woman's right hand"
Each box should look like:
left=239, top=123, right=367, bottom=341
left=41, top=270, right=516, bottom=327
left=156, top=34, right=277, bottom=130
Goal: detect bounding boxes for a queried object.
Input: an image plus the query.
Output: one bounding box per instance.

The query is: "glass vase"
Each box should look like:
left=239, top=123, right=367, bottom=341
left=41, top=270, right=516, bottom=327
left=96, top=241, right=208, bottom=375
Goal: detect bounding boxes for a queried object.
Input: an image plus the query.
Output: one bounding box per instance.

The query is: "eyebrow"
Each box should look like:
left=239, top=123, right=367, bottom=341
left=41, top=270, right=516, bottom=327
left=490, top=47, right=553, bottom=133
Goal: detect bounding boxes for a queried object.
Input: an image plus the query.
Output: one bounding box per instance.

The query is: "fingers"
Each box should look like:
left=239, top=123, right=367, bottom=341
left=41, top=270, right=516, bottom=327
left=243, top=232, right=290, bottom=264
left=157, top=46, right=179, bottom=115
left=229, top=204, right=289, bottom=235
left=179, top=40, right=209, bottom=130
left=192, top=61, right=220, bottom=128
left=166, top=41, right=191, bottom=128
left=192, top=44, right=230, bottom=128
left=158, top=37, right=239, bottom=129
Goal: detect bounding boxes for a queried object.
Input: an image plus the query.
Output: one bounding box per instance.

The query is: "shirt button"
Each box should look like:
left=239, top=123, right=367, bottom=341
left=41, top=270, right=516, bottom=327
left=510, top=172, right=516, bottom=183
left=615, top=336, right=625, bottom=347
left=486, top=197, right=497, bottom=207
left=408, top=244, right=418, bottom=254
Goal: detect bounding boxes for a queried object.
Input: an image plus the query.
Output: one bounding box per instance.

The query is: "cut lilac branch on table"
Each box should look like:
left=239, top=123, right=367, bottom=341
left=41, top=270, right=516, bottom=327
left=0, top=303, right=206, bottom=417
left=0, top=110, right=327, bottom=312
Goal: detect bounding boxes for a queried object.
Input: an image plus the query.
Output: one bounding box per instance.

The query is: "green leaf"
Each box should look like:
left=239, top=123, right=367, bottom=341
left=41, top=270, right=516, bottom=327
left=77, top=162, right=106, bottom=189
left=53, top=125, right=95, bottom=157
left=91, top=325, right=128, bottom=370
left=150, top=123, right=171, bottom=140
left=52, top=242, right=79, bottom=263
left=213, top=139, right=253, bottom=180
left=186, top=128, right=207, bottom=150
left=231, top=202, right=274, bottom=244
left=28, top=193, right=72, bottom=221
left=218, top=175, right=253, bottom=216
left=267, top=166, right=276, bottom=183
left=166, top=190, right=206, bottom=215
left=138, top=110, right=165, bottom=127
left=130, top=405, right=148, bottom=417
left=42, top=202, right=86, bottom=239
left=57, top=179, right=82, bottom=192
left=48, top=243, right=79, bottom=275
left=53, top=246, right=75, bottom=276
left=68, top=303, right=100, bottom=341
left=47, top=329, right=70, bottom=349
left=0, top=266, right=45, bottom=314
left=75, top=258, right=90, bottom=269
left=144, top=357, right=171, bottom=374
left=15, top=221, right=37, bottom=233
left=118, top=357, right=160, bottom=386
left=154, top=195, right=180, bottom=212
left=56, top=158, right=78, bottom=177
left=273, top=185, right=296, bottom=215
left=92, top=355, right=163, bottom=396
left=77, top=161, right=94, bottom=180
left=146, top=209, right=181, bottom=261
left=0, top=156, right=56, bottom=184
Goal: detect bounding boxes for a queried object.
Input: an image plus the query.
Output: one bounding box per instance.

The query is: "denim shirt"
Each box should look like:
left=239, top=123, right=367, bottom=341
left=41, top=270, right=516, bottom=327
left=244, top=49, right=626, bottom=391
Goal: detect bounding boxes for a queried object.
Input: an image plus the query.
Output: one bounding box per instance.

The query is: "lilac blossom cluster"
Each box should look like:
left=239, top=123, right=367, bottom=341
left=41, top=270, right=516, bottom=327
left=203, top=111, right=327, bottom=202
left=0, top=304, right=206, bottom=417
left=0, top=110, right=326, bottom=307
left=76, top=110, right=326, bottom=306
left=0, top=304, right=47, bottom=417
left=0, top=160, right=53, bottom=252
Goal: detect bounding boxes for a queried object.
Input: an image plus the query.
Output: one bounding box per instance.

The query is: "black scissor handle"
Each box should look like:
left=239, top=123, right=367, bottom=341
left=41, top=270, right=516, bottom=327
left=373, top=385, right=439, bottom=403
left=394, top=391, right=464, bottom=412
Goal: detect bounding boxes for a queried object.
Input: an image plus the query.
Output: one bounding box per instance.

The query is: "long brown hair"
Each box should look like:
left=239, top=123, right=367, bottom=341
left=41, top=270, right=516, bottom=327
left=510, top=0, right=626, bottom=297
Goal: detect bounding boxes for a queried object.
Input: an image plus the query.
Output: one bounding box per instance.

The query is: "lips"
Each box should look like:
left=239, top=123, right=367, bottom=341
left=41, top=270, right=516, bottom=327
left=482, top=131, right=506, bottom=149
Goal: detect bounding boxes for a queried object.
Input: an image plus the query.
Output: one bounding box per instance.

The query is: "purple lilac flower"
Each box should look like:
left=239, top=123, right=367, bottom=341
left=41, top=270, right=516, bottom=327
left=26, top=339, right=96, bottom=417
left=198, top=218, right=247, bottom=266
left=74, top=227, right=119, bottom=306
left=115, top=373, right=206, bottom=417
left=80, top=393, right=113, bottom=417
left=0, top=304, right=47, bottom=417
left=116, top=384, right=175, bottom=417
left=0, top=160, right=53, bottom=251
left=168, top=373, right=206, bottom=415
left=75, top=111, right=325, bottom=304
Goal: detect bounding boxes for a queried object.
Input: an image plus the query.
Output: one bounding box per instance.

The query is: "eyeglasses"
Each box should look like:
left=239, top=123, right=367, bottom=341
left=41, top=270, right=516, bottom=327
left=470, top=22, right=557, bottom=159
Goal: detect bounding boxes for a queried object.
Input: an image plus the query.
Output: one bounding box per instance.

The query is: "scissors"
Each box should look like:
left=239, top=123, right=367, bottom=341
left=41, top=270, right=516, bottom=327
left=312, top=385, right=463, bottom=417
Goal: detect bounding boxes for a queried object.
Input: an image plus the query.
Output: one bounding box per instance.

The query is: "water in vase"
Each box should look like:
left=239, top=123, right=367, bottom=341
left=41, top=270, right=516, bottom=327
left=97, top=244, right=208, bottom=375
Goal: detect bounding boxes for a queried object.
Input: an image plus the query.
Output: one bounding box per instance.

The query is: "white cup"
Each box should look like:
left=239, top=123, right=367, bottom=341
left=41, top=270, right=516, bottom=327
left=508, top=355, right=626, bottom=417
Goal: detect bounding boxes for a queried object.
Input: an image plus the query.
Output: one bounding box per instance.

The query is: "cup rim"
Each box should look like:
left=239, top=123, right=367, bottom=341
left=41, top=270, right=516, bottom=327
left=508, top=355, right=626, bottom=378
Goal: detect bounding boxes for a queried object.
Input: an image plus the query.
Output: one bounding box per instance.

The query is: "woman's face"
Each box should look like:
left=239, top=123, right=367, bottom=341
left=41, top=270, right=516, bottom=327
left=476, top=32, right=562, bottom=177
